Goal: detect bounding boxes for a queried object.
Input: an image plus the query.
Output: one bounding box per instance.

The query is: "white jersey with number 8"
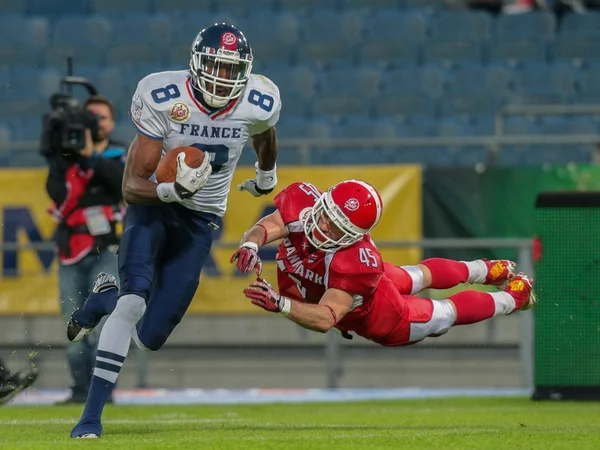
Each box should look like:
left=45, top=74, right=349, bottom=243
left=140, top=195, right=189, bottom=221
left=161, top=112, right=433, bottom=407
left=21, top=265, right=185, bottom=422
left=130, top=70, right=281, bottom=216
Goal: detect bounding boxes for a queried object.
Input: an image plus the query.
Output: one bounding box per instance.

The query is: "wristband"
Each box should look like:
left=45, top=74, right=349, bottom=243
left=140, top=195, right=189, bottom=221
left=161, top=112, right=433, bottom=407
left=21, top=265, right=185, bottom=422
left=156, top=182, right=180, bottom=203
left=240, top=242, right=259, bottom=252
left=279, top=296, right=292, bottom=316
left=255, top=162, right=277, bottom=190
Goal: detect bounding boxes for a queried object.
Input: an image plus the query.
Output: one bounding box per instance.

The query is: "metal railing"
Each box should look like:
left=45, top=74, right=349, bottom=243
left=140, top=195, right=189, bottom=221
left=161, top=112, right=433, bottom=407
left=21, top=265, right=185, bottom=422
left=6, top=104, right=600, bottom=165
left=0, top=237, right=535, bottom=390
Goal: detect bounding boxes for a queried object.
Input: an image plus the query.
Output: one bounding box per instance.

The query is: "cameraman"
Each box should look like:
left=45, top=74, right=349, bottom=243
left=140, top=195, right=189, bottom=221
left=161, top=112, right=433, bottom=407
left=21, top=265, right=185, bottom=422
left=42, top=95, right=126, bottom=404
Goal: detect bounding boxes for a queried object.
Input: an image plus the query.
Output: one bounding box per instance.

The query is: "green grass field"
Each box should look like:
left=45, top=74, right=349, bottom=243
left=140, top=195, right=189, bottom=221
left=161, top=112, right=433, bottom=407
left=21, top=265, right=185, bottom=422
left=1, top=397, right=599, bottom=449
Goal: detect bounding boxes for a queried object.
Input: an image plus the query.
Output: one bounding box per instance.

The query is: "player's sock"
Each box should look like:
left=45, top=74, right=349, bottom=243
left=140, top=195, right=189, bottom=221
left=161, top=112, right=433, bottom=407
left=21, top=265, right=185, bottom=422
left=71, top=294, right=146, bottom=438
left=73, top=289, right=119, bottom=327
left=448, top=290, right=515, bottom=325
left=421, top=258, right=474, bottom=288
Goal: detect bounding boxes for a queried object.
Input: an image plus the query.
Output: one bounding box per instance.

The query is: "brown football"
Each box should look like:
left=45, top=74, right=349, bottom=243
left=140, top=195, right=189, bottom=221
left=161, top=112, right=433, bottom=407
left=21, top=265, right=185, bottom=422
left=155, top=146, right=206, bottom=183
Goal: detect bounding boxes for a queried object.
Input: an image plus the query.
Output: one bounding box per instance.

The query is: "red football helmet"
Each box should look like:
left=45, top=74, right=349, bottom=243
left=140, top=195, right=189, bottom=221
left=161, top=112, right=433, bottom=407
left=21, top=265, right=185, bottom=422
left=302, top=179, right=383, bottom=250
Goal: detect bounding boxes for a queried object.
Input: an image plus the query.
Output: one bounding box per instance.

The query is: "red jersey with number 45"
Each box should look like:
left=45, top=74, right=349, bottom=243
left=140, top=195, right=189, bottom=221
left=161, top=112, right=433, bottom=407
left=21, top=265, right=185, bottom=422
left=274, top=182, right=411, bottom=345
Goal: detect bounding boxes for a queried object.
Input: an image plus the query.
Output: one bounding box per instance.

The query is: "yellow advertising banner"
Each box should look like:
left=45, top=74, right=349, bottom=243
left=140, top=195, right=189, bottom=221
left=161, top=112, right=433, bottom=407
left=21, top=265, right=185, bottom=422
left=0, top=166, right=422, bottom=315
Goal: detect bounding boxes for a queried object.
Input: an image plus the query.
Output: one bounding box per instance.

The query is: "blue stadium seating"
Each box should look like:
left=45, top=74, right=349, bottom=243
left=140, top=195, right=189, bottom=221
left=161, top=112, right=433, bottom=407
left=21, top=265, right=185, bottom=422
left=89, top=0, right=151, bottom=15
left=1, top=4, right=600, bottom=167
left=495, top=12, right=556, bottom=41
left=28, top=0, right=87, bottom=17
left=559, top=12, right=600, bottom=38
left=429, top=11, right=493, bottom=41
left=0, top=0, right=25, bottom=14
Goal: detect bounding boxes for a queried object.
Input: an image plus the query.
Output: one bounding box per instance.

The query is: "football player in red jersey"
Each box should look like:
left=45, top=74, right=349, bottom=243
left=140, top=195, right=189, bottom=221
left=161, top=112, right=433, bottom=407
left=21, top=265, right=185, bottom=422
left=231, top=180, right=537, bottom=346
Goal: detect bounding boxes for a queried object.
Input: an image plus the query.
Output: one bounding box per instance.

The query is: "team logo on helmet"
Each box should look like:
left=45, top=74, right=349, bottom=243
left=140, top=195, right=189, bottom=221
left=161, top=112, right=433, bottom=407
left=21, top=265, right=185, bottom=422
left=168, top=102, right=191, bottom=123
left=344, top=198, right=360, bottom=212
left=221, top=32, right=237, bottom=49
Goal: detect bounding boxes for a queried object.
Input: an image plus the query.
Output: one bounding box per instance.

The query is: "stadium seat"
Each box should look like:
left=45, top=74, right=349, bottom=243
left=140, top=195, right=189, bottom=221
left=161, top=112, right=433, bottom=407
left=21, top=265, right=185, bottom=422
left=497, top=146, right=526, bottom=165
left=404, top=0, right=446, bottom=10
left=537, top=115, right=570, bottom=134
left=276, top=117, right=332, bottom=139
left=422, top=40, right=483, bottom=66
left=453, top=147, right=489, bottom=166
left=27, top=0, right=87, bottom=17
left=374, top=94, right=437, bottom=117
left=489, top=39, right=546, bottom=65
left=110, top=15, right=171, bottom=46
left=7, top=149, right=46, bottom=167
left=496, top=12, right=556, bottom=41
left=241, top=11, right=300, bottom=44
left=301, top=9, right=364, bottom=44
left=279, top=0, right=337, bottom=11
left=112, top=121, right=136, bottom=145
left=296, top=41, right=355, bottom=66
left=8, top=119, right=43, bottom=143
left=107, top=44, right=160, bottom=65
left=333, top=116, right=396, bottom=139
left=429, top=11, right=493, bottom=41
left=89, top=0, right=151, bottom=15
left=395, top=115, right=437, bottom=137
left=440, top=94, right=503, bottom=116
left=321, top=68, right=381, bottom=99
left=567, top=116, right=598, bottom=134
left=511, top=64, right=575, bottom=99
left=250, top=41, right=294, bottom=65
left=342, top=0, right=401, bottom=7
left=366, top=11, right=427, bottom=42
left=273, top=65, right=317, bottom=97
left=212, top=0, right=276, bottom=15
left=280, top=93, right=312, bottom=117
left=552, top=38, right=600, bottom=62
left=312, top=95, right=370, bottom=118
left=358, top=40, right=420, bottom=68
left=0, top=0, right=25, bottom=14
left=4, top=68, right=60, bottom=101
left=559, top=12, right=600, bottom=38
left=381, top=66, right=445, bottom=99
left=577, top=66, right=600, bottom=95
left=169, top=13, right=233, bottom=44
left=446, top=65, right=510, bottom=97
left=503, top=116, right=541, bottom=135
left=521, top=145, right=591, bottom=165
left=0, top=16, right=47, bottom=48
left=45, top=17, right=112, bottom=68
left=444, top=115, right=495, bottom=137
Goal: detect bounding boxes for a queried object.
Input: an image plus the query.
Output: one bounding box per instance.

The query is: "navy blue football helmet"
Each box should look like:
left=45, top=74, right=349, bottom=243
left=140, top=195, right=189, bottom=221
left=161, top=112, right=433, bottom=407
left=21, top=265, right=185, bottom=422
left=190, top=23, right=253, bottom=108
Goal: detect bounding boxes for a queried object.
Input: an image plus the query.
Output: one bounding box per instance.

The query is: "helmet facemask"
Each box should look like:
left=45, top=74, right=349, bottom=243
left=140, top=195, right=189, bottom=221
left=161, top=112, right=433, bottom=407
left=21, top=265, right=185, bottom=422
left=190, top=48, right=252, bottom=108
left=302, top=192, right=366, bottom=252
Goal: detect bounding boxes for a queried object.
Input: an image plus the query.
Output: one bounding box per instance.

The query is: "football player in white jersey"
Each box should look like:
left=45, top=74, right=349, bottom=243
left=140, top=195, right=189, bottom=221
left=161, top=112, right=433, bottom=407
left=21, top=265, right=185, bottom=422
left=68, top=23, right=281, bottom=439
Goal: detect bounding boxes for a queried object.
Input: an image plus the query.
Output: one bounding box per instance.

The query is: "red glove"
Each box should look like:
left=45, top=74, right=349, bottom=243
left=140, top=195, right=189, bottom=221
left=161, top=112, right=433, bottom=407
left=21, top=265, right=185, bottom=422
left=230, top=242, right=263, bottom=276
left=244, top=278, right=289, bottom=313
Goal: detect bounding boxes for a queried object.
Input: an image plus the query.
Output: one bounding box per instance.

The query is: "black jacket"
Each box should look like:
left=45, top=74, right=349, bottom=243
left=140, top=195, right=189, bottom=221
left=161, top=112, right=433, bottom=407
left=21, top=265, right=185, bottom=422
left=46, top=141, right=126, bottom=208
left=45, top=140, right=127, bottom=259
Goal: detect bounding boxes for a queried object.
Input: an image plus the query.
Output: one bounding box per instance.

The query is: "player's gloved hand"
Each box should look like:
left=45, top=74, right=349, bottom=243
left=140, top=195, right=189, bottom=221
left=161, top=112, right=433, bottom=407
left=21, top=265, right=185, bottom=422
left=174, top=152, right=212, bottom=198
left=156, top=152, right=212, bottom=203
left=237, top=162, right=277, bottom=197
left=244, top=278, right=291, bottom=315
left=230, top=242, right=263, bottom=276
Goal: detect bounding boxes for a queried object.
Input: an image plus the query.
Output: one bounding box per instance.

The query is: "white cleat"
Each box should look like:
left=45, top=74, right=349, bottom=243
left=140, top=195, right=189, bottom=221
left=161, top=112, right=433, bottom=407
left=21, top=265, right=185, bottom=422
left=76, top=434, right=100, bottom=439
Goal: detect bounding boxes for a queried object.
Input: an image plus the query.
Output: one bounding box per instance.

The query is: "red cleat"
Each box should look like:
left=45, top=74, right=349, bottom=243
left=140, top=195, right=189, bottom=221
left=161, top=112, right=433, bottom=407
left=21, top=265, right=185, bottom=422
left=483, top=259, right=516, bottom=287
left=503, top=272, right=537, bottom=310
